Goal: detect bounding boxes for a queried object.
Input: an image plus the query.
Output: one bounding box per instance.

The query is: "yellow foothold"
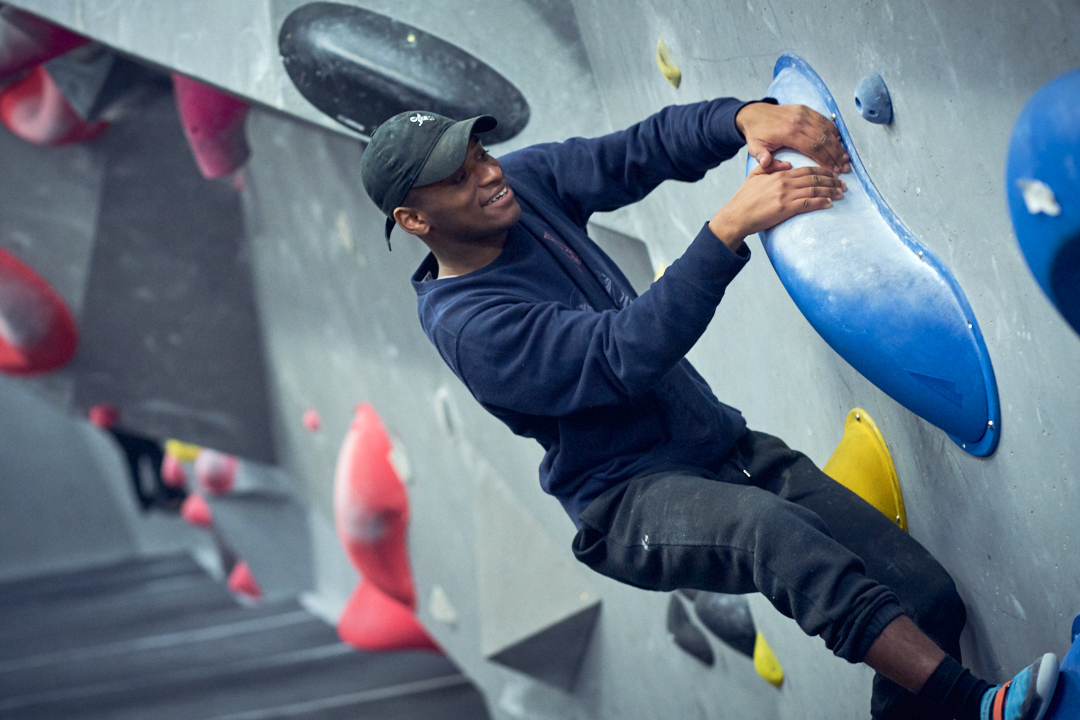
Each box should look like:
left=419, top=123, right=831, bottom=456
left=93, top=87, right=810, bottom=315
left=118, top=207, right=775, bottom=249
left=653, top=262, right=667, bottom=282
left=165, top=439, right=202, bottom=463
left=656, top=39, right=682, bottom=89
left=822, top=408, right=907, bottom=532
left=753, top=632, right=784, bottom=687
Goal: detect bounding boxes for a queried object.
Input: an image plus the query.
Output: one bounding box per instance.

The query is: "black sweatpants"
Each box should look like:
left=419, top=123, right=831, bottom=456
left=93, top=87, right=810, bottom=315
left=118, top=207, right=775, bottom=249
left=572, top=430, right=966, bottom=719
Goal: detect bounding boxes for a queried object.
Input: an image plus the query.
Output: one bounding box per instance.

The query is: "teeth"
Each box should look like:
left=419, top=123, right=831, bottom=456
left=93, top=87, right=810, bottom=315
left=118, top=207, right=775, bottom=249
left=487, top=187, right=507, bottom=205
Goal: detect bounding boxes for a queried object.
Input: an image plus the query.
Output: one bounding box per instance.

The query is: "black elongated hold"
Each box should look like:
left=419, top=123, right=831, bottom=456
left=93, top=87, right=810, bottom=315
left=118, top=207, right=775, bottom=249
left=694, top=592, right=756, bottom=658
left=278, top=2, right=529, bottom=143
left=667, top=594, right=714, bottom=667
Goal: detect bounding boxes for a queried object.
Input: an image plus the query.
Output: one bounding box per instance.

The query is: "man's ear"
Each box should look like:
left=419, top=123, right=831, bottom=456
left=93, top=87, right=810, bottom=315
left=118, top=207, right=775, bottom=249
left=393, top=206, right=429, bottom=237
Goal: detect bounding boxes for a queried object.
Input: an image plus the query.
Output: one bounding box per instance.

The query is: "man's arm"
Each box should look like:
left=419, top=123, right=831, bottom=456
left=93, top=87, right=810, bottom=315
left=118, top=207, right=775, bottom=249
left=502, top=98, right=850, bottom=228
left=504, top=98, right=753, bottom=227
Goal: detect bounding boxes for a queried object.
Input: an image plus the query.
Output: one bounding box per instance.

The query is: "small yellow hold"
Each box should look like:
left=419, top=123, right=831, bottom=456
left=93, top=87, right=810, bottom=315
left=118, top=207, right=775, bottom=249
left=823, top=408, right=907, bottom=532
left=653, top=262, right=667, bottom=282
left=656, top=39, right=682, bottom=89
left=165, top=439, right=202, bottom=463
left=753, top=632, right=784, bottom=686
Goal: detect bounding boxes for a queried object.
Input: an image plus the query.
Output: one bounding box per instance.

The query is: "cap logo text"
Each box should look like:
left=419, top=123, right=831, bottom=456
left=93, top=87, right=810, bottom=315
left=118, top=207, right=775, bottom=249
left=410, top=114, right=435, bottom=127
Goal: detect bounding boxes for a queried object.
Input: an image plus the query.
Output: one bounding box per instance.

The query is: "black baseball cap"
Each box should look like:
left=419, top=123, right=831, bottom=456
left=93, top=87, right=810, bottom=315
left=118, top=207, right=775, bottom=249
left=360, top=111, right=498, bottom=247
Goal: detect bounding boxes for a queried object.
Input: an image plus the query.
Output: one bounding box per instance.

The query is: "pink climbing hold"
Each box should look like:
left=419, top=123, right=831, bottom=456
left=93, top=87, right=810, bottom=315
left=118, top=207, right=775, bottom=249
left=194, top=449, right=238, bottom=495
left=171, top=73, right=251, bottom=179
left=0, top=65, right=108, bottom=146
left=0, top=246, right=78, bottom=375
left=336, top=581, right=440, bottom=653
left=302, top=408, right=321, bottom=432
left=227, top=560, right=262, bottom=600
left=0, top=6, right=88, bottom=83
left=87, top=402, right=119, bottom=429
left=334, top=402, right=416, bottom=609
left=160, top=453, right=187, bottom=488
left=180, top=493, right=212, bottom=527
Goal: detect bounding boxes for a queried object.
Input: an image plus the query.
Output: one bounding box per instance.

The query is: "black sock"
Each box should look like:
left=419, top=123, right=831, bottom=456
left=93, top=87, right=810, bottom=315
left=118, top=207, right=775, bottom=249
left=916, top=655, right=994, bottom=720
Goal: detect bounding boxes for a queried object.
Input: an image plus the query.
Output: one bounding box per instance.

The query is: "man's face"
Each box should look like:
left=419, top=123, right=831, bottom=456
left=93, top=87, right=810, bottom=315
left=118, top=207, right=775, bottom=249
left=406, top=138, right=521, bottom=244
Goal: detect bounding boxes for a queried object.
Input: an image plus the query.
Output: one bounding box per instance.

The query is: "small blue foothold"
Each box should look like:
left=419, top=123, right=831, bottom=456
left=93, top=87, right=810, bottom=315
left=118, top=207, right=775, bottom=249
left=1072, top=613, right=1080, bottom=643
left=854, top=72, right=893, bottom=124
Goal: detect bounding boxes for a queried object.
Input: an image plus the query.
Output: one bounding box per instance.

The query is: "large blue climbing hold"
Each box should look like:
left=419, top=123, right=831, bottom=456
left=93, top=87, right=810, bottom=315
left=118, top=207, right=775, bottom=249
left=1007, top=67, right=1080, bottom=336
left=749, top=54, right=1000, bottom=457
left=854, top=71, right=893, bottom=124
left=1043, top=615, right=1080, bottom=719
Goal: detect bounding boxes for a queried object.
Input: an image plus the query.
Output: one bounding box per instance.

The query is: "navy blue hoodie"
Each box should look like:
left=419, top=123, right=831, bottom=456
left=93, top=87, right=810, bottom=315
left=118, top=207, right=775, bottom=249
left=412, top=98, right=758, bottom=524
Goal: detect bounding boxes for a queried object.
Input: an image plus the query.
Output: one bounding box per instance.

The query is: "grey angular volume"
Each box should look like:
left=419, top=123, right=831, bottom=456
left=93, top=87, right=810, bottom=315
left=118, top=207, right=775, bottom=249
left=667, top=594, right=714, bottom=666
left=278, top=2, right=529, bottom=143
left=694, top=592, right=756, bottom=658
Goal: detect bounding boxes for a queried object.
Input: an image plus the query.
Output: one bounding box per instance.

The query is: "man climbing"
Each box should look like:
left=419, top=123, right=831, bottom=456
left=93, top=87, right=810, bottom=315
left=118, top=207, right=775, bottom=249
left=360, top=99, right=1059, bottom=720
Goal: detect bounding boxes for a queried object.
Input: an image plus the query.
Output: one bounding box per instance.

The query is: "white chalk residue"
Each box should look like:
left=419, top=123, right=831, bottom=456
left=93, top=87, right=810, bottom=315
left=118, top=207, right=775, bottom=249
left=1017, top=178, right=1062, bottom=216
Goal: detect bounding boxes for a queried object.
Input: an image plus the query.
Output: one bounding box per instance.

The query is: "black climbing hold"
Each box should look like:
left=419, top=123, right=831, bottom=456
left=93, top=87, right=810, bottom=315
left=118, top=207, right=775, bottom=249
left=853, top=71, right=893, bottom=125
left=667, top=594, right=714, bottom=666
left=694, top=592, right=756, bottom=658
left=278, top=2, right=530, bottom=143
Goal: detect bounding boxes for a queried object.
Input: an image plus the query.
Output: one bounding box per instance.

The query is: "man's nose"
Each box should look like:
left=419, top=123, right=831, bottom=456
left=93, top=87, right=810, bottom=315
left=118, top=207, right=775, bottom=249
left=477, top=160, right=501, bottom=184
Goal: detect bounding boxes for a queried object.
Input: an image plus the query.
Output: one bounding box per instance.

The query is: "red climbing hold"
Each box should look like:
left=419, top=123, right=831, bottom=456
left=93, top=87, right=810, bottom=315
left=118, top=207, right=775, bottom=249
left=194, top=449, right=237, bottom=495
left=334, top=402, right=416, bottom=609
left=0, top=246, right=78, bottom=375
left=227, top=560, right=262, bottom=600
left=336, top=581, right=439, bottom=653
left=0, top=65, right=108, bottom=146
left=0, top=6, right=88, bottom=83
left=171, top=73, right=251, bottom=179
left=87, top=402, right=119, bottom=429
left=160, top=453, right=187, bottom=488
left=302, top=408, right=321, bottom=432
left=180, top=493, right=212, bottom=527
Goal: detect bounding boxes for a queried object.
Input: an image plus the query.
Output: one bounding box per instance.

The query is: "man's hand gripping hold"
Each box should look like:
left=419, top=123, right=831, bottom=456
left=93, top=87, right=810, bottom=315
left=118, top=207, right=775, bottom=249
left=709, top=102, right=849, bottom=251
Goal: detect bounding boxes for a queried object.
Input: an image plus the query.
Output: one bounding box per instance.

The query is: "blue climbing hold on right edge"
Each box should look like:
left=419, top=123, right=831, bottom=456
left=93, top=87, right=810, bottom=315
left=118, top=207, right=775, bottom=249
left=1006, top=67, right=1080, bottom=336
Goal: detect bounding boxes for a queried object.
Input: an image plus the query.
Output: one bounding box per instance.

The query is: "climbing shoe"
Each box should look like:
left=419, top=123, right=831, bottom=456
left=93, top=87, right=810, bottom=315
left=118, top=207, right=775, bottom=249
left=981, top=653, right=1059, bottom=720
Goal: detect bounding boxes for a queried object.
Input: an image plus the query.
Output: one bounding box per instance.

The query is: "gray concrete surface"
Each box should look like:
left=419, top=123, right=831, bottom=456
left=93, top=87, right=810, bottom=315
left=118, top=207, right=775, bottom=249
left=0, top=1, right=1078, bottom=719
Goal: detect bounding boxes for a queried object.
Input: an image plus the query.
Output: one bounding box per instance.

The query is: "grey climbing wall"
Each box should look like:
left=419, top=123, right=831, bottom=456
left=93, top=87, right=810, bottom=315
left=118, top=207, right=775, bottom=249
left=0, top=1, right=1079, bottom=720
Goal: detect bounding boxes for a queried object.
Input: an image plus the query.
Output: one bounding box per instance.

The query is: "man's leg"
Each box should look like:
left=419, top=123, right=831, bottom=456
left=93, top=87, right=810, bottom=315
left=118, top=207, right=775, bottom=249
left=572, top=458, right=905, bottom=671
left=738, top=430, right=967, bottom=718
left=573, top=431, right=963, bottom=719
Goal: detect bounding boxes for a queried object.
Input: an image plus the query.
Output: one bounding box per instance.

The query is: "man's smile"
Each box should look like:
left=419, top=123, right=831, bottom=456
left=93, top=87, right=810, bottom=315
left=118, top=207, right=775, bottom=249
left=483, top=184, right=512, bottom=207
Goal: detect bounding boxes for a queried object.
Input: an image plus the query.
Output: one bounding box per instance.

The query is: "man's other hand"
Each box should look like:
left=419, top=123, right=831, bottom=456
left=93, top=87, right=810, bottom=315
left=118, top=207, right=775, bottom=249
left=736, top=102, right=851, bottom=175
left=708, top=163, right=846, bottom=251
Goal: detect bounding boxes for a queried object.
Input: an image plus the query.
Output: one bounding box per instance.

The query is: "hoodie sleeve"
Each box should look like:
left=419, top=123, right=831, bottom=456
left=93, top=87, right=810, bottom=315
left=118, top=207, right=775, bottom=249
left=501, top=97, right=769, bottom=227
left=452, top=223, right=749, bottom=416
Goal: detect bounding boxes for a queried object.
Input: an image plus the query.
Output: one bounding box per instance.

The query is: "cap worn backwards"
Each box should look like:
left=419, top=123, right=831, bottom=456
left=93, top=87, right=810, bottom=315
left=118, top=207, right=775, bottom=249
left=359, top=111, right=498, bottom=247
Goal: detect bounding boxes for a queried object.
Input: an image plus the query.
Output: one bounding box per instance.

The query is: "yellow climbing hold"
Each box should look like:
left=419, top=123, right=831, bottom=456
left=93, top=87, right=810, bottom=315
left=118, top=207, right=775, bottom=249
left=653, top=262, right=667, bottom=282
left=165, top=439, right=202, bottom=463
left=823, top=408, right=907, bottom=532
left=656, top=39, right=682, bottom=89
left=753, top=632, right=783, bottom=686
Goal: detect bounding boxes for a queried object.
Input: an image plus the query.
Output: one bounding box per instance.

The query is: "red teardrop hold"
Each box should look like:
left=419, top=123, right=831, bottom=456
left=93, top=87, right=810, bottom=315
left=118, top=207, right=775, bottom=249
left=302, top=407, right=321, bottom=432
left=0, top=245, right=78, bottom=375
left=336, top=581, right=439, bottom=653
left=180, top=493, right=212, bottom=528
left=0, top=7, right=89, bottom=82
left=227, top=560, right=262, bottom=600
left=0, top=65, right=108, bottom=146
left=194, top=449, right=237, bottom=496
left=333, top=402, right=416, bottom=609
left=171, top=73, right=251, bottom=179
left=160, top=453, right=187, bottom=488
